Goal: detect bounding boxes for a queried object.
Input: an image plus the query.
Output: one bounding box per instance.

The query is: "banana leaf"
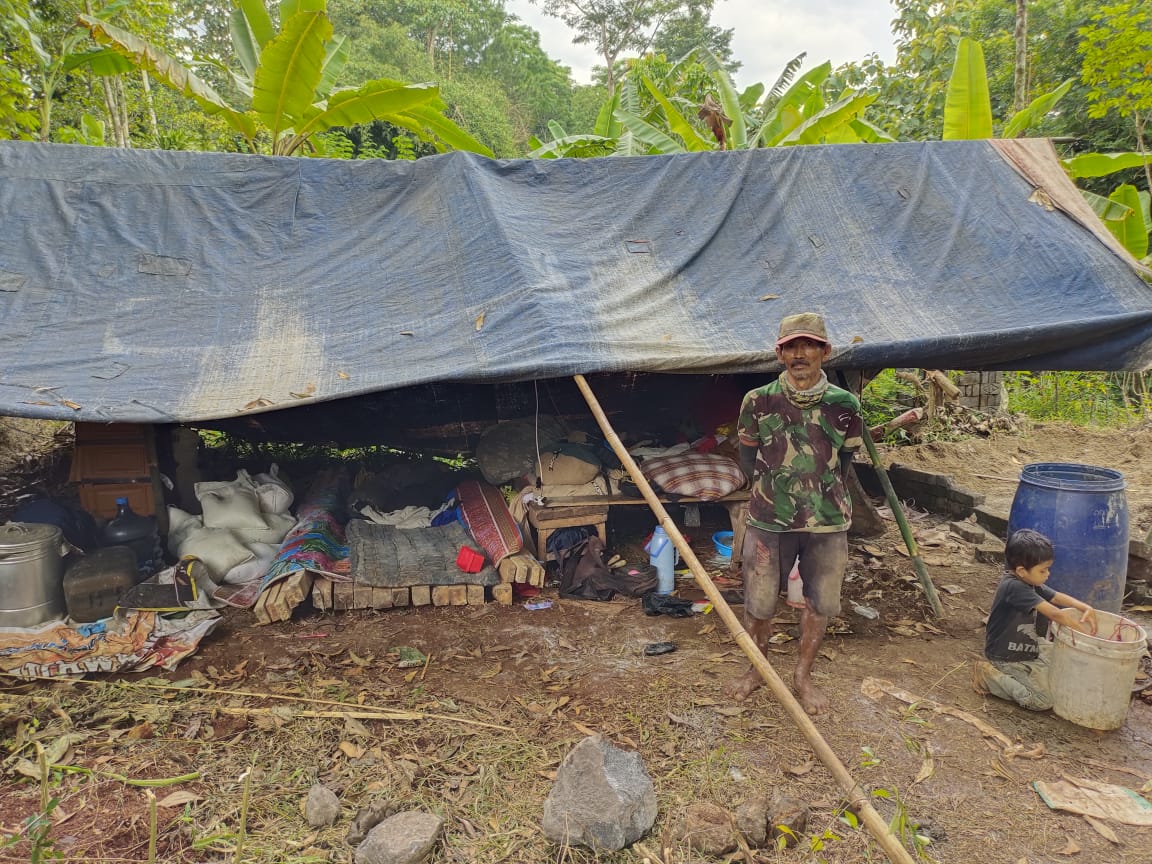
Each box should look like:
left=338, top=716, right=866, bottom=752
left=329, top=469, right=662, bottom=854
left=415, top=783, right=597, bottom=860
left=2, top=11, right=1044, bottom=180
left=229, top=5, right=261, bottom=80
left=1081, top=188, right=1133, bottom=222
left=765, top=53, right=806, bottom=105
left=529, top=134, right=616, bottom=159
left=315, top=35, right=348, bottom=98
left=63, top=48, right=135, bottom=76
left=393, top=103, right=494, bottom=157
left=78, top=14, right=258, bottom=143
left=236, top=0, right=275, bottom=49
left=697, top=47, right=746, bottom=148
left=738, top=82, right=765, bottom=113
left=1063, top=152, right=1152, bottom=179
left=943, top=37, right=992, bottom=140
left=252, top=9, right=331, bottom=138
left=594, top=87, right=621, bottom=138
left=1001, top=78, right=1072, bottom=138
left=296, top=80, right=437, bottom=137
left=779, top=92, right=877, bottom=146
left=1105, top=185, right=1150, bottom=260
left=850, top=117, right=897, bottom=143
left=280, top=0, right=326, bottom=21
left=613, top=108, right=686, bottom=154
left=756, top=61, right=832, bottom=146
left=640, top=75, right=710, bottom=151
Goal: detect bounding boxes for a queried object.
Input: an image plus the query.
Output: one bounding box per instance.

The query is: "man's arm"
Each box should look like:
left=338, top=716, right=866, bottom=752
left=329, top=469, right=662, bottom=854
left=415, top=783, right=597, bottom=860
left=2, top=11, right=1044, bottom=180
left=740, top=443, right=757, bottom=482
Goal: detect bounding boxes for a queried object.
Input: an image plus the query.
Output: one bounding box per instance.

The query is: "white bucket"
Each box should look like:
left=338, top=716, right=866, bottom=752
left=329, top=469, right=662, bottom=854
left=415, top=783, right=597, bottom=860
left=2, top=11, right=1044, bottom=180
left=1048, top=611, right=1148, bottom=730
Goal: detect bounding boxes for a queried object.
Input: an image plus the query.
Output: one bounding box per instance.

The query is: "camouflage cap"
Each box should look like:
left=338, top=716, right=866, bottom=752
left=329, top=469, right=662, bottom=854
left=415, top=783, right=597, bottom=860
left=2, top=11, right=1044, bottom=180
left=775, top=312, right=829, bottom=347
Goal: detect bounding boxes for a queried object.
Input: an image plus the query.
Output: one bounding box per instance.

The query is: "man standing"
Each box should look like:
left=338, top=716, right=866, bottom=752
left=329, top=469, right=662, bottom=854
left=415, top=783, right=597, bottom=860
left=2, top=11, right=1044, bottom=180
left=731, top=313, right=862, bottom=715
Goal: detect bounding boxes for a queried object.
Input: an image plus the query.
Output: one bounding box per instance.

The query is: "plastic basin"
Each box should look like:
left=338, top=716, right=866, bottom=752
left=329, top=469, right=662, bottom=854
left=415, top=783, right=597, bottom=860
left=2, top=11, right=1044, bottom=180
left=712, top=531, right=734, bottom=558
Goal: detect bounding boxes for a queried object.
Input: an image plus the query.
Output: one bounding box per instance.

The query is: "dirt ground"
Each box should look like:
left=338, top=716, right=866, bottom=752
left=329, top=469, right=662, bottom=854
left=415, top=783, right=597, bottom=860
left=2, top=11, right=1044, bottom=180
left=3, top=419, right=1152, bottom=863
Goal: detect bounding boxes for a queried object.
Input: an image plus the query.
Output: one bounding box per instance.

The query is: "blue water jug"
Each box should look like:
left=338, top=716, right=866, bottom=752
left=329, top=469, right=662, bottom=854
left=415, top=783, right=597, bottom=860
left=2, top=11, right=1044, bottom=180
left=103, top=498, right=159, bottom=576
left=645, top=526, right=679, bottom=595
left=1007, top=463, right=1128, bottom=613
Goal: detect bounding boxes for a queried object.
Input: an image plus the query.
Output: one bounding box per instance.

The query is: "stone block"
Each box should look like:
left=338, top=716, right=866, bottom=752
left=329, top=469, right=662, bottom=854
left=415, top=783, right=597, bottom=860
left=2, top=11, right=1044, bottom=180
left=410, top=584, right=431, bottom=606
left=973, top=506, right=1009, bottom=538
left=466, top=584, right=485, bottom=605
left=975, top=541, right=1005, bottom=566
left=390, top=587, right=410, bottom=608
left=949, top=520, right=986, bottom=543
left=491, top=583, right=513, bottom=605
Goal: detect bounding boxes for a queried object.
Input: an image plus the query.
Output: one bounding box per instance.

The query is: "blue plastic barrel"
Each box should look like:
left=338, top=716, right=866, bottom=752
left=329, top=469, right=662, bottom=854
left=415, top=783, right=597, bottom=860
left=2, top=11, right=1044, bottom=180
left=1007, top=463, right=1128, bottom=613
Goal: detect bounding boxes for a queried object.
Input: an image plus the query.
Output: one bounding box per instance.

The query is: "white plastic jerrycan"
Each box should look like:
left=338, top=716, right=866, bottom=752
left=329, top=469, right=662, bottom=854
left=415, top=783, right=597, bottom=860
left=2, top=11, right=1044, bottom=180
left=645, top=526, right=679, bottom=595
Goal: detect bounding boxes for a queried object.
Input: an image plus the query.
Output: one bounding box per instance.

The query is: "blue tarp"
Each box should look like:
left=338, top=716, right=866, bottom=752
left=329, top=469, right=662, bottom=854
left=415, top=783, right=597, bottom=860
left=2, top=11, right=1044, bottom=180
left=0, top=139, right=1149, bottom=424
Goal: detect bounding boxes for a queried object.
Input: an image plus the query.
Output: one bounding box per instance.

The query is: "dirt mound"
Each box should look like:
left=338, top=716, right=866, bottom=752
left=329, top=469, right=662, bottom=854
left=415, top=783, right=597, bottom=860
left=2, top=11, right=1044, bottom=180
left=880, top=418, right=1152, bottom=534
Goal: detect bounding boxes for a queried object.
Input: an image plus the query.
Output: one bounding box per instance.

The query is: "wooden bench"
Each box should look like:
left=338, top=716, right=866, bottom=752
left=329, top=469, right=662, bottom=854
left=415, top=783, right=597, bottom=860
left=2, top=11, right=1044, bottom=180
left=528, top=490, right=751, bottom=564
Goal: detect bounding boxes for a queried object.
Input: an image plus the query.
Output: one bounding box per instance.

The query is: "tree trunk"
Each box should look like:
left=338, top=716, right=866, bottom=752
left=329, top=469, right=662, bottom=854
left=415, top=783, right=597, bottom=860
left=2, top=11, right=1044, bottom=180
left=141, top=70, right=159, bottom=145
left=99, top=75, right=123, bottom=146
left=115, top=76, right=130, bottom=147
left=1013, top=0, right=1028, bottom=113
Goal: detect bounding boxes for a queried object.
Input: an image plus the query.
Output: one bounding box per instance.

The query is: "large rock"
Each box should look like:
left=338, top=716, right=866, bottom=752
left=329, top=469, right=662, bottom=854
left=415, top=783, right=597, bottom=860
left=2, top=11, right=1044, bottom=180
left=734, top=795, right=771, bottom=848
left=734, top=793, right=809, bottom=849
left=672, top=802, right=737, bottom=856
left=354, top=810, right=443, bottom=864
left=542, top=735, right=657, bottom=851
left=347, top=800, right=400, bottom=846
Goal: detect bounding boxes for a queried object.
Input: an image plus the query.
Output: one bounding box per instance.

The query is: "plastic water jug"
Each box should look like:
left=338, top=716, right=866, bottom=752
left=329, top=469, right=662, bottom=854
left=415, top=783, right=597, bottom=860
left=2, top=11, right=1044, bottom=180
left=645, top=526, right=679, bottom=595
left=103, top=498, right=159, bottom=575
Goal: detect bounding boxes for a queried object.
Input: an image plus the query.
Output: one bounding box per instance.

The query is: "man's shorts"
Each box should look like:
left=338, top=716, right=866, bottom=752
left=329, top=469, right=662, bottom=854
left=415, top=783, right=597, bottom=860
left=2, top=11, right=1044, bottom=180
left=741, top=524, right=848, bottom=619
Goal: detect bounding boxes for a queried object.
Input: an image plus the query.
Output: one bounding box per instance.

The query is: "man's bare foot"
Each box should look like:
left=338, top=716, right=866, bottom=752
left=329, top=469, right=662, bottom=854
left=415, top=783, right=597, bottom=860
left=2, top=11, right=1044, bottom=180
left=794, top=676, right=830, bottom=716
left=729, top=667, right=764, bottom=702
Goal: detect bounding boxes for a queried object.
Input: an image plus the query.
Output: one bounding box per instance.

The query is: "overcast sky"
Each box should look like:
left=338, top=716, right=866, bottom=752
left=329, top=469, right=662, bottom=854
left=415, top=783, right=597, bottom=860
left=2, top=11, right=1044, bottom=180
left=505, top=0, right=899, bottom=91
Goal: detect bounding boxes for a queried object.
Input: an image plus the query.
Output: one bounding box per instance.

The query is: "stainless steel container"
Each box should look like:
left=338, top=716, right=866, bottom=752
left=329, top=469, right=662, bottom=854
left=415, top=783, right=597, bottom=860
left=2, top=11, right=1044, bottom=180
left=0, top=522, right=66, bottom=628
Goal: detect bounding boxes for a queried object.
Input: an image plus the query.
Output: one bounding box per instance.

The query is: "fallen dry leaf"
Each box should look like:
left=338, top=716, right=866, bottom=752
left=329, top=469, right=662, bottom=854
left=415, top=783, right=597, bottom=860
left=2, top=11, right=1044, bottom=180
left=1083, top=815, right=1120, bottom=844
left=474, top=312, right=486, bottom=331
left=242, top=397, right=274, bottom=411
left=912, top=748, right=935, bottom=785
left=862, top=545, right=884, bottom=556
left=61, top=400, right=82, bottom=410
left=339, top=741, right=366, bottom=759
left=399, top=331, right=414, bottom=336
left=337, top=370, right=349, bottom=379
left=713, top=706, right=745, bottom=718
left=759, top=293, right=779, bottom=301
left=157, top=791, right=202, bottom=808
left=785, top=760, right=814, bottom=777
left=1056, top=836, right=1081, bottom=856
left=851, top=335, right=864, bottom=343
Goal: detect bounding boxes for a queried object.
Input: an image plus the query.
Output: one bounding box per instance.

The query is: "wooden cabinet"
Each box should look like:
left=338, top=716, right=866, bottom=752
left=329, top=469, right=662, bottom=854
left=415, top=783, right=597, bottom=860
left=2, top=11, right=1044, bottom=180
left=71, top=423, right=161, bottom=519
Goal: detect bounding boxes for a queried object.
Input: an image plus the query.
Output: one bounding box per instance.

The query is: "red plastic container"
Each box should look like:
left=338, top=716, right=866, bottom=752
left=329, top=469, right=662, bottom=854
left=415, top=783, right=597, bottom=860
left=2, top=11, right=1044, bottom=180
left=456, top=546, right=486, bottom=573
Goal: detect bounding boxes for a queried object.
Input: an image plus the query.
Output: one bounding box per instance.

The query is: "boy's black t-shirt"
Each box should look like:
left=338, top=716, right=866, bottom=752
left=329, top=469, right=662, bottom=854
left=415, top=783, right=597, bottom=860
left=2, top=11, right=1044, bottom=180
left=985, top=575, right=1057, bottom=663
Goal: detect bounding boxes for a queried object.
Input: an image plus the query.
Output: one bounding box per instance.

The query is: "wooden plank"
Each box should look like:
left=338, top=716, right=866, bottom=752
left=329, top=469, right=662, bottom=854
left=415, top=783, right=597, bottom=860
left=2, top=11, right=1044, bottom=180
left=332, top=581, right=356, bottom=611
left=539, top=491, right=751, bottom=506
left=390, top=587, right=410, bottom=608
left=466, top=584, right=485, bottom=606
left=410, top=584, right=431, bottom=607
left=311, top=577, right=333, bottom=611
left=370, top=586, right=394, bottom=610
left=490, top=583, right=513, bottom=605
left=353, top=581, right=375, bottom=610
left=252, top=579, right=283, bottom=626
left=277, top=571, right=313, bottom=620
left=432, top=585, right=467, bottom=606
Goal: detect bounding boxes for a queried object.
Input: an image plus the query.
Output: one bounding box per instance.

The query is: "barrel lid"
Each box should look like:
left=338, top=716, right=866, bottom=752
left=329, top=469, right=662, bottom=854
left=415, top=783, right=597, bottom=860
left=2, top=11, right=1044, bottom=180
left=0, top=521, right=63, bottom=552
left=1019, top=462, right=1126, bottom=492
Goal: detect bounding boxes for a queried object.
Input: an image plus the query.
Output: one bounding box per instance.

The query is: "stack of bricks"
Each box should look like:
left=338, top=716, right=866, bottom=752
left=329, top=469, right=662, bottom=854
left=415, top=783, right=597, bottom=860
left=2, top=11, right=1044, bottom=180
left=956, top=371, right=1004, bottom=412
left=309, top=550, right=547, bottom=612
left=886, top=465, right=986, bottom=519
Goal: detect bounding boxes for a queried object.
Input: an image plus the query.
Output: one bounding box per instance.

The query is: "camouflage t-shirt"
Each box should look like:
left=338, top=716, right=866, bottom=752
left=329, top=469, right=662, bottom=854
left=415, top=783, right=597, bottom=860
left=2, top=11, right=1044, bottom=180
left=738, top=381, right=863, bottom=533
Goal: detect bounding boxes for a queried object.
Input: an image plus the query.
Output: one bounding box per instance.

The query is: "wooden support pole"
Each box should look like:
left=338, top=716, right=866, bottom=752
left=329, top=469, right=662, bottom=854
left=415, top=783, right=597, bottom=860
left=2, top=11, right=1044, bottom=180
left=860, top=426, right=945, bottom=618
left=572, top=374, right=917, bottom=864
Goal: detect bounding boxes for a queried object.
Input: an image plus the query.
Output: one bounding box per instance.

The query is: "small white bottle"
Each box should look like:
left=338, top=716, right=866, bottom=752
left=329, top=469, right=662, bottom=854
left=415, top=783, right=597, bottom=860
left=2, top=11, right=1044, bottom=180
left=786, top=561, right=806, bottom=608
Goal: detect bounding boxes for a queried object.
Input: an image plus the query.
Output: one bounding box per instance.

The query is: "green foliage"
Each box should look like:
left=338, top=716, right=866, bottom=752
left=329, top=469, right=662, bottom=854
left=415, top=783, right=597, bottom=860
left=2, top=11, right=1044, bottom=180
left=943, top=37, right=993, bottom=139
left=1005, top=371, right=1151, bottom=425
left=1078, top=2, right=1152, bottom=123
left=78, top=0, right=491, bottom=156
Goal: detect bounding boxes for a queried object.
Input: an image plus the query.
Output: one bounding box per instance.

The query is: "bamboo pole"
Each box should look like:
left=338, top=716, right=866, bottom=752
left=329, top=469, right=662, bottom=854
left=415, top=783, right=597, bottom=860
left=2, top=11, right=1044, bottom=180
left=859, top=426, right=945, bottom=618
left=573, top=374, right=916, bottom=864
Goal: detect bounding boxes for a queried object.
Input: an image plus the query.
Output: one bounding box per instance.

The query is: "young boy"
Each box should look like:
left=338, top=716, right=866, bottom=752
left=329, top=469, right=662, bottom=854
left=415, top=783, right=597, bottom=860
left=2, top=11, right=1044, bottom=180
left=973, top=528, right=1097, bottom=711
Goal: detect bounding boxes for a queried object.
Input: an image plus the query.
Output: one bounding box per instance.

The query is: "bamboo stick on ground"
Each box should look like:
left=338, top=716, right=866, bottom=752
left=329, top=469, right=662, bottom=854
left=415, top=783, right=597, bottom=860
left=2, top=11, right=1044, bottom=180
left=573, top=374, right=916, bottom=864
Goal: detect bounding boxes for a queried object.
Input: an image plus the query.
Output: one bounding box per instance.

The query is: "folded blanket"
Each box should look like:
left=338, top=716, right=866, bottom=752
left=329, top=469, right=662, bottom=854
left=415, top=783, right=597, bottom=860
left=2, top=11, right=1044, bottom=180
left=456, top=479, right=522, bottom=566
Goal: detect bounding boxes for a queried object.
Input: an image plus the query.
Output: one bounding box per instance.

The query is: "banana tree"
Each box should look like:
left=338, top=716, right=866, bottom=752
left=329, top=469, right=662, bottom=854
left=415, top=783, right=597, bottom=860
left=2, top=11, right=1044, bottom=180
left=532, top=48, right=882, bottom=158
left=77, top=0, right=491, bottom=157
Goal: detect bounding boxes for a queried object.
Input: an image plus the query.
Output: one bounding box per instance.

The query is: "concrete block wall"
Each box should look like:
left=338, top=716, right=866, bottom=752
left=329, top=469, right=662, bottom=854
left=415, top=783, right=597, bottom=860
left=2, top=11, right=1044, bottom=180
left=956, top=370, right=1004, bottom=412
left=884, top=464, right=986, bottom=519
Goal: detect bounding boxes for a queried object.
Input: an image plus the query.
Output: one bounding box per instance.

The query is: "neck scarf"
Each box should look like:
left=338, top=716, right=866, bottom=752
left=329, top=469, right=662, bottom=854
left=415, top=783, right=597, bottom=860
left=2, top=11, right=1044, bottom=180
left=779, top=369, right=829, bottom=409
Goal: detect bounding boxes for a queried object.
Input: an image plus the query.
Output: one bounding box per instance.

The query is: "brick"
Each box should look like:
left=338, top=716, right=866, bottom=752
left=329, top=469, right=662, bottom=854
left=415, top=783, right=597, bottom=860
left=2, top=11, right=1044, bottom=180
left=332, top=582, right=356, bottom=611
left=491, top=583, right=513, bottom=605
left=410, top=585, right=431, bottom=606
left=466, top=584, right=485, bottom=605
left=352, top=582, right=375, bottom=609
left=391, top=587, right=410, bottom=608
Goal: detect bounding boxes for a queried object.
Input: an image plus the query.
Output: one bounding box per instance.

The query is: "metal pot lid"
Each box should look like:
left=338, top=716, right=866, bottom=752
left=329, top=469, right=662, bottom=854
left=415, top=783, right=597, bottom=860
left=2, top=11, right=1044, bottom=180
left=0, top=521, right=63, bottom=552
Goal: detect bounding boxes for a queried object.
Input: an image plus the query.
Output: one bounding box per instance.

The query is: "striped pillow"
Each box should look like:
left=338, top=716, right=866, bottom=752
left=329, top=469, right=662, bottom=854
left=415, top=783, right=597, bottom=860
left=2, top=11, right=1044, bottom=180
left=640, top=453, right=746, bottom=500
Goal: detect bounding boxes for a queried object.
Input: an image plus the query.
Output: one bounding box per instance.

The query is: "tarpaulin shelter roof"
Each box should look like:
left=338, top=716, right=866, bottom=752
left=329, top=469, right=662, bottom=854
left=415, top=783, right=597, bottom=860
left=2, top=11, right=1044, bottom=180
left=0, top=138, right=1149, bottom=425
